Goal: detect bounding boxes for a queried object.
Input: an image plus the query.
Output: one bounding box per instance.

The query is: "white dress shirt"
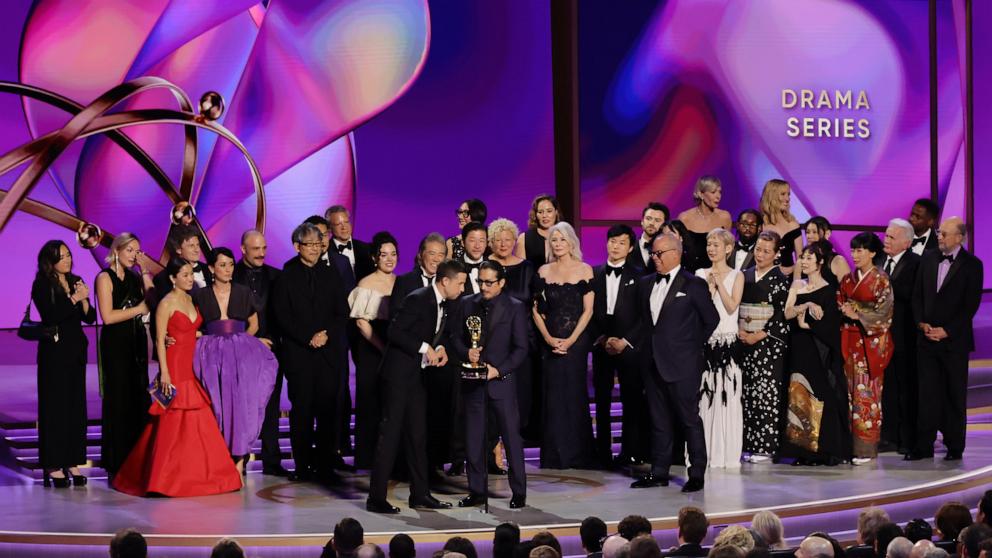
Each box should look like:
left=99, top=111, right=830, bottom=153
left=334, top=238, right=356, bottom=269
left=639, top=233, right=653, bottom=267
left=464, top=256, right=483, bottom=292
left=650, top=265, right=680, bottom=325
left=883, top=250, right=906, bottom=275
left=419, top=284, right=447, bottom=359
left=605, top=262, right=623, bottom=315
left=911, top=229, right=932, bottom=256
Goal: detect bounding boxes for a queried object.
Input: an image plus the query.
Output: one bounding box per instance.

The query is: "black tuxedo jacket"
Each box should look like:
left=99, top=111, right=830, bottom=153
left=342, top=238, right=375, bottom=281
left=322, top=250, right=356, bottom=293
left=913, top=229, right=938, bottom=253
left=383, top=286, right=450, bottom=373
left=450, top=292, right=529, bottom=399
left=727, top=243, right=756, bottom=270
left=886, top=251, right=921, bottom=347
left=272, top=256, right=350, bottom=369
left=152, top=261, right=212, bottom=303
left=392, top=268, right=430, bottom=319
left=912, top=248, right=983, bottom=352
left=626, top=269, right=719, bottom=383
left=590, top=263, right=642, bottom=341
left=233, top=260, right=281, bottom=342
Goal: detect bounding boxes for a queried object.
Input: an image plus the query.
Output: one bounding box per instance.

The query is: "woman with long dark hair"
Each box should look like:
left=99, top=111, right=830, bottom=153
left=32, top=240, right=96, bottom=487
left=515, top=194, right=560, bottom=270
left=448, top=199, right=487, bottom=260
left=804, top=217, right=851, bottom=285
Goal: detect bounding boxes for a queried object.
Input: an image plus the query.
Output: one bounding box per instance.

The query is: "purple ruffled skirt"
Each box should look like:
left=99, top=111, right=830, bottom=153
left=194, top=320, right=278, bottom=457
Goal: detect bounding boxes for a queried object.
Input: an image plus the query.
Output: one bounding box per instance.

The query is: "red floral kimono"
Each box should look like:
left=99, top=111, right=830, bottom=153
left=838, top=266, right=893, bottom=458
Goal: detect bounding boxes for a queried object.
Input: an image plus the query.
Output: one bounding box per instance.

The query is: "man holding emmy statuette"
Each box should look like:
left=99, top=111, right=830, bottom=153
left=450, top=261, right=529, bottom=509
left=366, top=260, right=467, bottom=514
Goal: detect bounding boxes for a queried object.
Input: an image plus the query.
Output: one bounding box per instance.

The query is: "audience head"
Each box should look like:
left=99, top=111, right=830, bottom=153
left=358, top=544, right=387, bottom=558
left=751, top=511, right=784, bottom=550
left=416, top=232, right=447, bottom=273
left=493, top=522, right=521, bottom=558
left=798, top=535, right=835, bottom=558
left=109, top=528, right=147, bottom=558
left=884, top=219, right=914, bottom=257
left=641, top=202, right=670, bottom=238
left=529, top=195, right=560, bottom=230
left=978, top=490, right=992, bottom=525
left=857, top=507, right=891, bottom=546
left=934, top=501, right=972, bottom=541
left=240, top=229, right=267, bottom=267
left=736, top=209, right=763, bottom=244
left=909, top=199, right=939, bottom=236
left=292, top=222, right=325, bottom=266
left=547, top=222, right=582, bottom=263
left=809, top=533, right=845, bottom=558
left=650, top=233, right=682, bottom=274
left=903, top=519, right=934, bottom=543
left=435, top=260, right=468, bottom=300
left=36, top=240, right=73, bottom=286
left=166, top=257, right=194, bottom=292
left=461, top=221, right=488, bottom=260
left=389, top=533, right=416, bottom=558
left=371, top=231, right=399, bottom=274
left=937, top=217, right=967, bottom=254
left=678, top=506, right=710, bottom=545
left=210, top=538, right=245, bottom=558
left=106, top=232, right=142, bottom=271
left=706, top=228, right=736, bottom=264
left=629, top=534, right=663, bottom=558
left=603, top=536, right=631, bottom=558
left=887, top=538, right=914, bottom=558
left=515, top=540, right=538, bottom=558
left=581, top=516, right=609, bottom=553
left=909, top=540, right=935, bottom=558
left=489, top=218, right=521, bottom=259
left=799, top=241, right=828, bottom=278
left=850, top=232, right=884, bottom=271
left=457, top=199, right=488, bottom=229
left=959, top=523, right=992, bottom=558
left=660, top=219, right=688, bottom=242
left=714, top=525, right=755, bottom=554
left=618, top=515, right=653, bottom=541
left=324, top=205, right=353, bottom=242
left=694, top=176, right=723, bottom=208
left=168, top=225, right=203, bottom=262
left=922, top=549, right=949, bottom=558
left=754, top=231, right=780, bottom=271
left=606, top=224, right=637, bottom=264
left=333, top=517, right=365, bottom=557
left=709, top=546, right=747, bottom=558
left=745, top=548, right=771, bottom=558
left=759, top=179, right=794, bottom=225
left=977, top=537, right=992, bottom=558
left=805, top=217, right=833, bottom=244
left=443, top=536, right=478, bottom=558
left=531, top=531, right=562, bottom=557
left=530, top=545, right=560, bottom=558
left=875, top=523, right=905, bottom=558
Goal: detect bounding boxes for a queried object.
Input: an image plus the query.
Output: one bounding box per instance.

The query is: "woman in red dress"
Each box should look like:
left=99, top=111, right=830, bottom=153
left=113, top=258, right=242, bottom=497
left=838, top=232, right=893, bottom=465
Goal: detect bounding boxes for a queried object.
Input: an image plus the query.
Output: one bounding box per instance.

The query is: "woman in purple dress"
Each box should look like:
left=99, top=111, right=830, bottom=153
left=193, top=247, right=278, bottom=473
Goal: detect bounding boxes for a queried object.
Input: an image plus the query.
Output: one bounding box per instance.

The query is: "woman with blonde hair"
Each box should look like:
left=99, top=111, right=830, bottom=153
left=679, top=176, right=733, bottom=271
left=751, top=511, right=786, bottom=550
left=515, top=194, right=560, bottom=270
left=532, top=222, right=595, bottom=468
left=759, top=179, right=803, bottom=279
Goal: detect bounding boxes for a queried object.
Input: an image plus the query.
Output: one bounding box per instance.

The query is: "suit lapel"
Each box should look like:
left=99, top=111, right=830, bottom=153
left=482, top=295, right=504, bottom=346
left=940, top=252, right=965, bottom=291
left=616, top=268, right=637, bottom=313
left=660, top=272, right=686, bottom=313
left=742, top=251, right=755, bottom=270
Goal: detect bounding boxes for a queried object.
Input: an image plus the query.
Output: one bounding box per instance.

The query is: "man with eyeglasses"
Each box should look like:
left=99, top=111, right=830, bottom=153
left=325, top=205, right=374, bottom=281
left=906, top=216, right=983, bottom=462
left=272, top=222, right=350, bottom=483
left=625, top=233, right=718, bottom=493
left=727, top=209, right=762, bottom=271
left=449, top=261, right=529, bottom=509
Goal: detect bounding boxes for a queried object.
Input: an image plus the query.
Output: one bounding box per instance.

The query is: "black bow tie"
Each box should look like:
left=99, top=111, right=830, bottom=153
left=736, top=242, right=754, bottom=252
left=335, top=240, right=352, bottom=253
left=464, top=261, right=482, bottom=272
left=654, top=273, right=670, bottom=284
left=912, top=236, right=927, bottom=246
left=439, top=299, right=450, bottom=310
left=940, top=253, right=955, bottom=263
left=191, top=262, right=204, bottom=273
left=607, top=266, right=624, bottom=277
left=643, top=242, right=651, bottom=251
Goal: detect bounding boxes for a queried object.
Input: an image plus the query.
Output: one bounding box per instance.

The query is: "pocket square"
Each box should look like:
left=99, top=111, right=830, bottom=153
left=676, top=291, right=687, bottom=297
left=626, top=279, right=635, bottom=285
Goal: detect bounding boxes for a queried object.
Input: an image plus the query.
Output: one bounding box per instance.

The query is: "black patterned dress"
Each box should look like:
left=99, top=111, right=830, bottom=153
left=738, top=266, right=790, bottom=456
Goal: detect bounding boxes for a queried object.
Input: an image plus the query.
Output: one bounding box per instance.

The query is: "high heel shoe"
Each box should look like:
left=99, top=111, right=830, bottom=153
left=43, top=470, right=70, bottom=488
left=67, top=468, right=87, bottom=487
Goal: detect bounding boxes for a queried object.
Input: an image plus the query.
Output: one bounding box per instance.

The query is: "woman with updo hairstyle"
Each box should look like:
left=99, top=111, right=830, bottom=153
left=515, top=194, right=560, bottom=270
left=779, top=243, right=850, bottom=466
left=95, top=232, right=154, bottom=478
left=679, top=176, right=734, bottom=271
left=838, top=232, right=893, bottom=464
left=759, top=179, right=803, bottom=279
left=193, top=247, right=278, bottom=473
left=448, top=199, right=487, bottom=260
left=348, top=231, right=399, bottom=468
left=32, top=240, right=96, bottom=487
left=804, top=217, right=851, bottom=285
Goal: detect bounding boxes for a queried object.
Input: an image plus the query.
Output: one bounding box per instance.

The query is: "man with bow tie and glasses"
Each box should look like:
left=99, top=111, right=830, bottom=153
left=906, top=216, right=983, bottom=462
left=625, top=233, right=718, bottom=493
left=326, top=205, right=375, bottom=281
left=727, top=209, right=762, bottom=271
left=908, top=198, right=940, bottom=256
left=590, top=224, right=650, bottom=468
left=632, top=202, right=670, bottom=271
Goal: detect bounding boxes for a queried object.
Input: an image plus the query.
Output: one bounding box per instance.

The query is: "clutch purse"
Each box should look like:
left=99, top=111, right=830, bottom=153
left=17, top=300, right=58, bottom=342
left=739, top=302, right=773, bottom=333
left=148, top=380, right=177, bottom=409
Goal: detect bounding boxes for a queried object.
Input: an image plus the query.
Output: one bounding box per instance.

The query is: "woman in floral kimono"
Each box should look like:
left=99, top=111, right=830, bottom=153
left=838, top=232, right=893, bottom=464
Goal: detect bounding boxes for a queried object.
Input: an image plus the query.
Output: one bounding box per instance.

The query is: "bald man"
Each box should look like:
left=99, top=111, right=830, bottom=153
left=887, top=537, right=914, bottom=558
left=909, top=540, right=935, bottom=558
left=908, top=217, right=984, bottom=461
left=797, top=537, right=835, bottom=558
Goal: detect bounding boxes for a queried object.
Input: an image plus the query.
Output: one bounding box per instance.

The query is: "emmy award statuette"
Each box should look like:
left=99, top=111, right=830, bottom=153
left=461, top=315, right=488, bottom=380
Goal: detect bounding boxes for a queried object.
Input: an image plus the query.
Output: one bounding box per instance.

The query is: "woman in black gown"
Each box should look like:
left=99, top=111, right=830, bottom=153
left=677, top=176, right=733, bottom=272
left=32, top=240, right=96, bottom=487
left=532, top=222, right=595, bottom=468
left=94, top=233, right=153, bottom=478
left=779, top=244, right=851, bottom=465
left=759, top=179, right=803, bottom=280
left=803, top=217, right=851, bottom=286
left=515, top=194, right=560, bottom=270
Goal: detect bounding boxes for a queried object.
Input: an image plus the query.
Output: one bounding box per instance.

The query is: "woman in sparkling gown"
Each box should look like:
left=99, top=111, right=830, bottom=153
left=113, top=258, right=241, bottom=497
left=695, top=229, right=745, bottom=469
left=193, top=247, right=278, bottom=473
left=532, top=222, right=595, bottom=469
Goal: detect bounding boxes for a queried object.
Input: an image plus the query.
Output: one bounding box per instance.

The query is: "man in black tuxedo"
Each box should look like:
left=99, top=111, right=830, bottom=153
left=631, top=202, right=669, bottom=271
left=460, top=222, right=488, bottom=295
left=450, top=261, right=529, bottom=509
left=591, top=224, right=649, bottom=467
left=727, top=209, right=761, bottom=271
left=908, top=198, right=940, bottom=256
left=233, top=229, right=287, bottom=476
left=272, top=222, right=350, bottom=482
left=391, top=232, right=448, bottom=319
left=151, top=225, right=212, bottom=360
left=625, top=233, right=718, bottom=492
left=306, top=215, right=356, bottom=292
left=879, top=218, right=921, bottom=454
left=366, top=260, right=468, bottom=513
left=907, top=217, right=983, bottom=461
left=326, top=205, right=375, bottom=281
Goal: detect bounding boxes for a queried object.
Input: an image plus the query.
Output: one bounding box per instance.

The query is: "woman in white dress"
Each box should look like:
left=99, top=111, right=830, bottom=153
left=695, top=228, right=745, bottom=468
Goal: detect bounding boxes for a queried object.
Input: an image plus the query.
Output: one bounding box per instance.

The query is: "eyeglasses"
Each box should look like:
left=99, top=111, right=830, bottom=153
left=650, top=248, right=678, bottom=259
left=478, top=279, right=501, bottom=287
left=737, top=222, right=758, bottom=230
left=298, top=241, right=322, bottom=249
left=456, top=209, right=471, bottom=217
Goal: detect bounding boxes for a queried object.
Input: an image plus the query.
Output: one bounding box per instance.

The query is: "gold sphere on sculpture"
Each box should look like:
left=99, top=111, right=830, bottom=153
left=198, top=91, right=225, bottom=121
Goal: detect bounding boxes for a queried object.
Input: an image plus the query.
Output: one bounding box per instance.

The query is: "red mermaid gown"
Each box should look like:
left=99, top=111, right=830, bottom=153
left=112, top=310, right=242, bottom=497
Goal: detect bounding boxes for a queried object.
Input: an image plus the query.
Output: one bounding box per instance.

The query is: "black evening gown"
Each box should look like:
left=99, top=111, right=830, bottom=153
left=347, top=287, right=391, bottom=469
left=777, top=227, right=803, bottom=268
left=779, top=285, right=851, bottom=465
left=98, top=268, right=150, bottom=476
left=534, top=277, right=595, bottom=468
left=32, top=275, right=96, bottom=470
left=524, top=228, right=548, bottom=270
left=684, top=230, right=710, bottom=272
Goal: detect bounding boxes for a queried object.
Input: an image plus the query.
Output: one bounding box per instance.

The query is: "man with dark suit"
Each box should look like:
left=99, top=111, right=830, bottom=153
left=591, top=224, right=649, bottom=467
left=305, top=215, right=356, bottom=292
left=233, top=229, right=287, bottom=476
left=272, top=222, right=350, bottom=482
left=326, top=205, right=375, bottom=281
left=907, top=216, right=983, bottom=461
left=879, top=219, right=921, bottom=454
left=631, top=202, right=669, bottom=271
left=150, top=225, right=212, bottom=360
left=663, top=506, right=709, bottom=558
left=459, top=222, right=488, bottom=296
left=366, top=260, right=468, bottom=513
left=391, top=232, right=448, bottom=319
left=450, top=261, right=528, bottom=509
left=625, top=233, right=719, bottom=492
left=908, top=198, right=940, bottom=256
left=727, top=209, right=762, bottom=271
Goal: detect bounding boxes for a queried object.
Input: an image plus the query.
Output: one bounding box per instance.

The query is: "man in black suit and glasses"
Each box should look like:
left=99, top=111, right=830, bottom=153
left=450, top=261, right=529, bottom=509
left=625, top=233, right=718, bottom=492
left=367, top=260, right=468, bottom=513
left=906, top=216, right=983, bottom=461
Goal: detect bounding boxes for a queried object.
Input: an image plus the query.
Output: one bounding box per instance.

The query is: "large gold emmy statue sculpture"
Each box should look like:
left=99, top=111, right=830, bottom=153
left=461, top=315, right=488, bottom=380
